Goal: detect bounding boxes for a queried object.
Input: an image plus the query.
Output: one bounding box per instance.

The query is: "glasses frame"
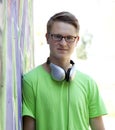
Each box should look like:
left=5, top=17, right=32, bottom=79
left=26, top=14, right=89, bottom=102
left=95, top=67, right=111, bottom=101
left=49, top=33, right=78, bottom=43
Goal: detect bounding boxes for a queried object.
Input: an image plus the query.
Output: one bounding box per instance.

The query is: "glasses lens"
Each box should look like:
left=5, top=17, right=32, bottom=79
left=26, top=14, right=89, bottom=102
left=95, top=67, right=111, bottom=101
left=51, top=34, right=62, bottom=41
left=66, top=36, right=76, bottom=43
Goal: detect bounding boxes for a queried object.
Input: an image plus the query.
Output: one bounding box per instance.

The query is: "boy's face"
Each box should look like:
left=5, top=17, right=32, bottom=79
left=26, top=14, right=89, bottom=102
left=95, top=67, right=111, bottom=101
left=46, top=21, right=79, bottom=61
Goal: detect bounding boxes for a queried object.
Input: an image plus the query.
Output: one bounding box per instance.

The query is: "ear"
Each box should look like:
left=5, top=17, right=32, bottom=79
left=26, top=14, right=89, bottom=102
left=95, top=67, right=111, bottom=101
left=76, top=36, right=80, bottom=42
left=45, top=33, right=48, bottom=39
left=75, top=36, right=80, bottom=46
left=45, top=33, right=49, bottom=44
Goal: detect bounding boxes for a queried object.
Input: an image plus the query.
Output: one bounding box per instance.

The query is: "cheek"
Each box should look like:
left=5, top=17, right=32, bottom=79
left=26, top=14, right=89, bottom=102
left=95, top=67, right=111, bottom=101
left=69, top=45, right=76, bottom=53
left=49, top=43, right=56, bottom=51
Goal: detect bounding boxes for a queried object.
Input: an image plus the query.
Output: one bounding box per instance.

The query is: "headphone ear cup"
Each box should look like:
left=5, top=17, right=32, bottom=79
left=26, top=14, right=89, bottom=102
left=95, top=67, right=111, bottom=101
left=69, top=64, right=76, bottom=81
left=48, top=58, right=76, bottom=82
left=50, top=63, right=66, bottom=81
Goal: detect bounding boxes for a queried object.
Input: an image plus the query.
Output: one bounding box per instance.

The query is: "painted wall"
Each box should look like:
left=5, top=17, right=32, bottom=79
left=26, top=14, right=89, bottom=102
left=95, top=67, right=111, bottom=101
left=0, top=0, right=34, bottom=130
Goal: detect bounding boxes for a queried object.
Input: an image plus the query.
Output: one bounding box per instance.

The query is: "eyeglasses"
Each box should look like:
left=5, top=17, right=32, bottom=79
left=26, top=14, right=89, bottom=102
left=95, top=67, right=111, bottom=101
left=49, top=34, right=78, bottom=43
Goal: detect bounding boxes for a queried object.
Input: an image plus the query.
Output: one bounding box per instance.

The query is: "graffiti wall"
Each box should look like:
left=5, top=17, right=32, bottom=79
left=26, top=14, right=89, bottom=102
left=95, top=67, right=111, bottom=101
left=0, top=1, right=3, bottom=129
left=0, top=0, right=34, bottom=130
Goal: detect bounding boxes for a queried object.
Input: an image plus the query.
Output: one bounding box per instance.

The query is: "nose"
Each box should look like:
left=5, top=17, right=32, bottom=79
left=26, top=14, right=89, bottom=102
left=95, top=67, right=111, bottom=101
left=59, top=38, right=67, bottom=46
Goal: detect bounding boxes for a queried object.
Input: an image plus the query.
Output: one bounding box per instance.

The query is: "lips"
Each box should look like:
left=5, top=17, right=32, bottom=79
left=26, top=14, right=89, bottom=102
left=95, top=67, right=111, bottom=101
left=57, top=48, right=68, bottom=51
left=57, top=48, right=68, bottom=54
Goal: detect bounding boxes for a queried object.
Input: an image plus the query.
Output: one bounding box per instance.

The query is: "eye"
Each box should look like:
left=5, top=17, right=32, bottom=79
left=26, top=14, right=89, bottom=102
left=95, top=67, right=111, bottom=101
left=66, top=36, right=74, bottom=40
left=54, top=34, right=62, bottom=39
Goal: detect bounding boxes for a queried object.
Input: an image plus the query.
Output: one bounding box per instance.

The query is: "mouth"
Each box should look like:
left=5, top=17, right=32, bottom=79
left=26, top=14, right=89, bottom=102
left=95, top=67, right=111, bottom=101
left=57, top=48, right=68, bottom=54
left=57, top=48, right=68, bottom=51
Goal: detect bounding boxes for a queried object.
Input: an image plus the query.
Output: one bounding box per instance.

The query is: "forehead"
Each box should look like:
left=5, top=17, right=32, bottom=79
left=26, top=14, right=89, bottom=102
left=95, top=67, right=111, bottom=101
left=50, top=21, right=77, bottom=35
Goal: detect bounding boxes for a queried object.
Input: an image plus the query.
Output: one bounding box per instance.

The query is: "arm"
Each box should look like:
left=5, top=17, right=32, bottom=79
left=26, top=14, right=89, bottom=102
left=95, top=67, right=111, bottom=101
left=23, top=116, right=36, bottom=130
left=89, top=116, right=105, bottom=130
left=22, top=75, right=36, bottom=130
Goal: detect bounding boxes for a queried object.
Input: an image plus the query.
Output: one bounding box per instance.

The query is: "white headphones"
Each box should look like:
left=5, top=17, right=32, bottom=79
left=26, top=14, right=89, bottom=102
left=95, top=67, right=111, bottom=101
left=47, top=58, right=76, bottom=81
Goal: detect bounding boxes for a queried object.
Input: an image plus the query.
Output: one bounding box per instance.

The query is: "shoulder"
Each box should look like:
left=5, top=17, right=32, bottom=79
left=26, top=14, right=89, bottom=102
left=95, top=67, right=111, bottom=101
left=76, top=70, right=95, bottom=82
left=22, top=65, right=43, bottom=83
left=75, top=70, right=99, bottom=90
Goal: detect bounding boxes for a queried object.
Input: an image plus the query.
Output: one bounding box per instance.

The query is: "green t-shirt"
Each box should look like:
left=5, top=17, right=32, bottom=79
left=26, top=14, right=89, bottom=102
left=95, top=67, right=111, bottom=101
left=22, top=65, right=107, bottom=130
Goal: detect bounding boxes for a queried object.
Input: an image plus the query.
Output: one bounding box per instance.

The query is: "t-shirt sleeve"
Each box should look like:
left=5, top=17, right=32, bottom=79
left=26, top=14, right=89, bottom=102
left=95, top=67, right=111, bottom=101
left=22, top=75, right=36, bottom=119
left=88, top=79, right=107, bottom=118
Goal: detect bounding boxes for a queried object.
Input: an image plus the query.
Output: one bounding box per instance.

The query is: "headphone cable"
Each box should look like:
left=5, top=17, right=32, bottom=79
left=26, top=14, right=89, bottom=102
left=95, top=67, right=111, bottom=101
left=67, top=82, right=70, bottom=130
